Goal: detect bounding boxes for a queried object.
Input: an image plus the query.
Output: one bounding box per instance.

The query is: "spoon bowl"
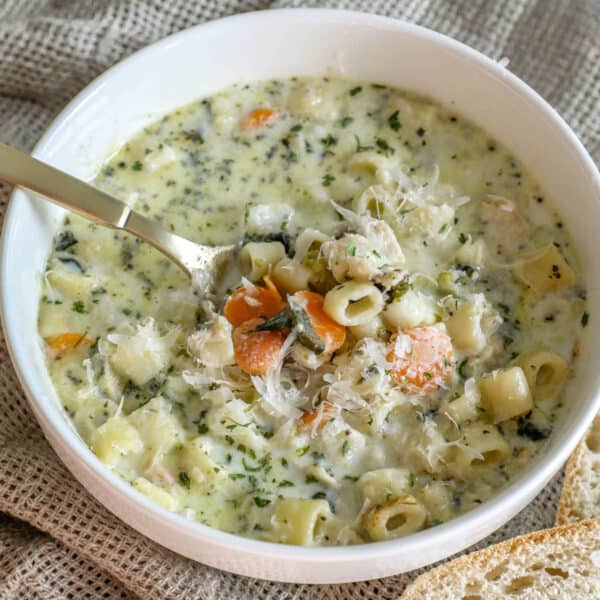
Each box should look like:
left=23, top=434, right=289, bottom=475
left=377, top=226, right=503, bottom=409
left=0, top=143, right=237, bottom=299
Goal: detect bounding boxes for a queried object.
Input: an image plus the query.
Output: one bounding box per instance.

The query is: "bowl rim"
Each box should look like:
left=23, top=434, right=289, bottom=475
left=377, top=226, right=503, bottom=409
left=2, top=6, right=600, bottom=576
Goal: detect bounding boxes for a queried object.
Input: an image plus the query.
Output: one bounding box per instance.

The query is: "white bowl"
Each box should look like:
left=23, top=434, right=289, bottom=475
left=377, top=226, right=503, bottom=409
left=2, top=9, right=600, bottom=584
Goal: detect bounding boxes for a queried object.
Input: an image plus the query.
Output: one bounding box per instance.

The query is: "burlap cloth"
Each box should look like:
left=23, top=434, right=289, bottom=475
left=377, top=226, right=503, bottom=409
left=0, top=1, right=598, bottom=598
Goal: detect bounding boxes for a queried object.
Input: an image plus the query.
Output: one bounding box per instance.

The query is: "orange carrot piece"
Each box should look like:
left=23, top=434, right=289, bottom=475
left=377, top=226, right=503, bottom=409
left=232, top=318, right=287, bottom=376
left=388, top=325, right=454, bottom=394
left=241, top=107, right=278, bottom=130
left=300, top=400, right=336, bottom=430
left=263, top=274, right=283, bottom=300
left=291, top=290, right=346, bottom=353
left=224, top=284, right=284, bottom=327
left=47, top=332, right=93, bottom=359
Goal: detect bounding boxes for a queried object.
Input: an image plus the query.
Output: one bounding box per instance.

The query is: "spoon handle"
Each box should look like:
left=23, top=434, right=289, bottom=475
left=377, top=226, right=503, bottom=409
left=0, top=143, right=212, bottom=275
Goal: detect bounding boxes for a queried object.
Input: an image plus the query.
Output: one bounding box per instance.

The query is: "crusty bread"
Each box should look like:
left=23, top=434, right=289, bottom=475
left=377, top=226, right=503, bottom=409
left=400, top=519, right=600, bottom=599
left=556, top=414, right=600, bottom=525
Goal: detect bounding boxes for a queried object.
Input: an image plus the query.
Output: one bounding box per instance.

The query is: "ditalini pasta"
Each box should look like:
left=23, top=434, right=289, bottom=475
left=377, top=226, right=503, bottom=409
left=38, top=78, right=587, bottom=546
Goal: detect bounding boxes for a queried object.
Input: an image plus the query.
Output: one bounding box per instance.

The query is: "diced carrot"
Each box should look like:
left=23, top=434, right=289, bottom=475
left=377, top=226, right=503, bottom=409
left=47, top=332, right=93, bottom=359
left=300, top=400, right=336, bottom=431
left=291, top=290, right=346, bottom=353
left=241, top=108, right=278, bottom=130
left=388, top=325, right=454, bottom=394
left=224, top=283, right=284, bottom=327
left=232, top=318, right=287, bottom=376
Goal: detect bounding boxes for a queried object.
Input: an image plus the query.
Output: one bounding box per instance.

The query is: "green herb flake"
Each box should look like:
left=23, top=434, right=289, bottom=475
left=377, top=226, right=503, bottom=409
left=197, top=423, right=209, bottom=435
left=458, top=232, right=468, bottom=244
left=343, top=475, right=359, bottom=482
left=320, top=134, right=338, bottom=148
left=228, top=473, right=245, bottom=480
left=388, top=110, right=401, bottom=131
left=349, top=86, right=363, bottom=96
left=428, top=519, right=443, bottom=528
left=341, top=116, right=354, bottom=128
left=243, top=201, right=253, bottom=223
left=408, top=473, right=415, bottom=487
left=322, top=174, right=335, bottom=187
left=498, top=303, right=511, bottom=315
left=347, top=245, right=357, bottom=257
left=305, top=474, right=319, bottom=484
left=296, top=446, right=310, bottom=457
left=582, top=312, right=590, bottom=327
left=178, top=471, right=191, bottom=489
left=278, top=480, right=294, bottom=488
left=375, top=138, right=392, bottom=153
left=131, top=160, right=143, bottom=171
left=290, top=124, right=303, bottom=132
left=72, top=301, right=86, bottom=314
left=342, top=440, right=350, bottom=455
left=253, top=497, right=271, bottom=508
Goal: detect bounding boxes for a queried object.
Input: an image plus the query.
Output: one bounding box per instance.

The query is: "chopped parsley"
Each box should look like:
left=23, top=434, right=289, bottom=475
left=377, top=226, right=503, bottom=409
left=305, top=474, right=319, bottom=484
left=342, top=440, right=350, bottom=455
left=278, top=480, right=294, bottom=488
left=243, top=202, right=253, bottom=222
left=322, top=174, right=335, bottom=187
left=72, top=301, right=86, bottom=314
left=131, top=160, right=143, bottom=171
left=349, top=86, right=363, bottom=96
left=458, top=232, right=468, bottom=244
left=388, top=110, right=401, bottom=131
left=347, top=244, right=357, bottom=257
left=296, top=446, right=310, bottom=456
left=197, top=423, right=209, bottom=435
left=341, top=116, right=354, bottom=128
left=582, top=312, right=590, bottom=327
left=354, top=135, right=373, bottom=153
left=375, top=138, right=393, bottom=154
left=228, top=473, right=245, bottom=480
left=320, top=134, right=338, bottom=148
left=178, top=472, right=191, bottom=489
left=253, top=497, right=271, bottom=508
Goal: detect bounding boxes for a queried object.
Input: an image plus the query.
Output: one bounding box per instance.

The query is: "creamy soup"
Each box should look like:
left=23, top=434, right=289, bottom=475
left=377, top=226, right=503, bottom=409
left=38, top=78, right=587, bottom=546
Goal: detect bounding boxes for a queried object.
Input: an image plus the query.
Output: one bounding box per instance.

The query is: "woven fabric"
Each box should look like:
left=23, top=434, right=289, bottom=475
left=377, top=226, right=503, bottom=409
left=0, top=1, right=598, bottom=598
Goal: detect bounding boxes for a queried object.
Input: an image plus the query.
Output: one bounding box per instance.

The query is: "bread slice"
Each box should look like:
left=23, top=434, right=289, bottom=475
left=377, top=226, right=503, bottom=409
left=556, top=414, right=600, bottom=525
left=400, top=519, right=600, bottom=599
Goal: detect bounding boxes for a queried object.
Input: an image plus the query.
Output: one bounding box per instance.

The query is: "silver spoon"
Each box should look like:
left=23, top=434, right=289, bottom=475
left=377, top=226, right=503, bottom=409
left=0, top=143, right=237, bottom=301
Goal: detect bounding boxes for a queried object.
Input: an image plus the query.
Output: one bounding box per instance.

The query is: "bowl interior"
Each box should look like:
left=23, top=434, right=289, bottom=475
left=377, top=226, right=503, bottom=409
left=2, top=9, right=600, bottom=583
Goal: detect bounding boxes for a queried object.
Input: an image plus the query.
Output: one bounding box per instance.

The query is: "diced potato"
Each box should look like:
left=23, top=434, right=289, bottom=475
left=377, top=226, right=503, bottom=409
left=47, top=269, right=95, bottom=300
left=133, top=477, right=179, bottom=511
left=92, top=417, right=143, bottom=465
left=128, top=397, right=185, bottom=460
left=109, top=320, right=176, bottom=386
